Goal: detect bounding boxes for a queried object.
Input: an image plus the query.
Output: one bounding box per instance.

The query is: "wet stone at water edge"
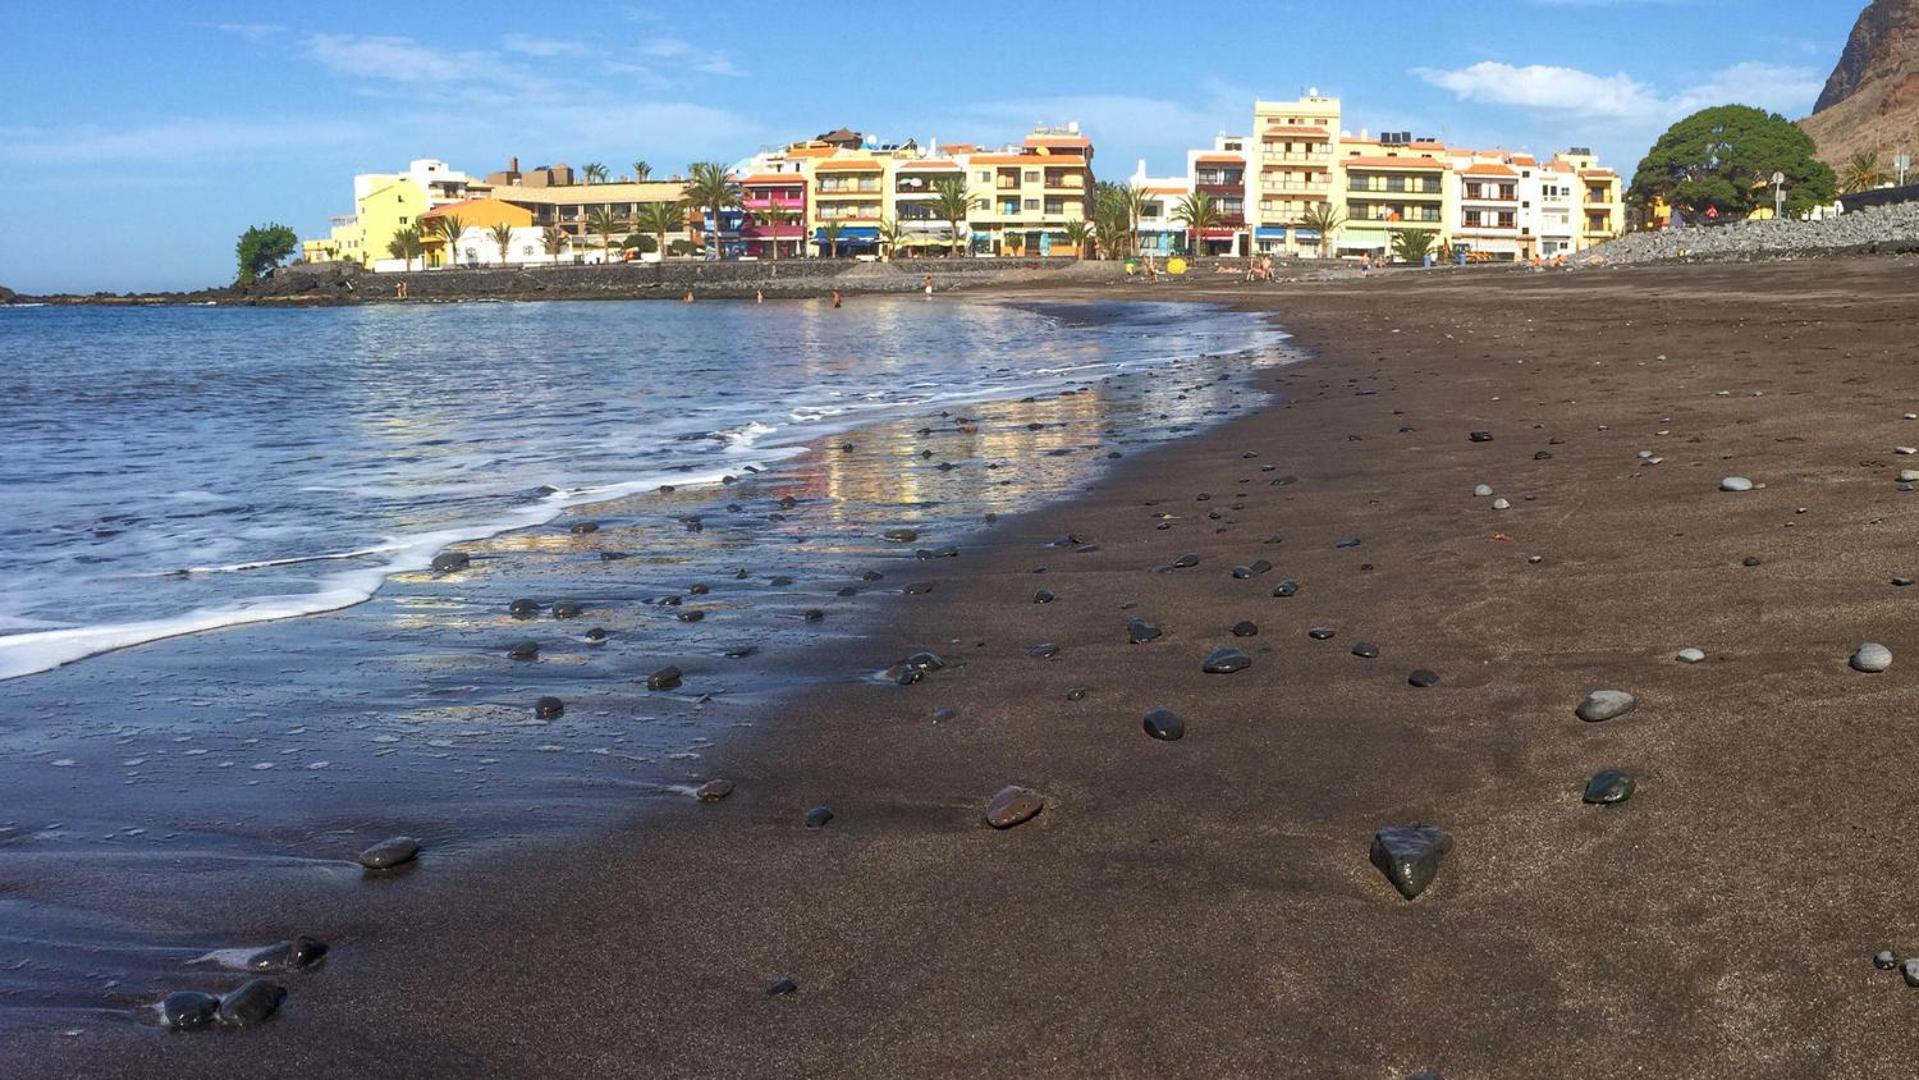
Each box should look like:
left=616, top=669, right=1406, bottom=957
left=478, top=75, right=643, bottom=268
left=357, top=836, right=421, bottom=870
left=804, top=805, right=834, bottom=829
left=1369, top=824, right=1453, bottom=900
left=161, top=990, right=220, bottom=1032
left=217, top=978, right=287, bottom=1028
left=535, top=696, right=566, bottom=719
left=697, top=779, right=734, bottom=802
left=247, top=936, right=328, bottom=972
left=430, top=552, right=470, bottom=573
left=647, top=666, right=683, bottom=691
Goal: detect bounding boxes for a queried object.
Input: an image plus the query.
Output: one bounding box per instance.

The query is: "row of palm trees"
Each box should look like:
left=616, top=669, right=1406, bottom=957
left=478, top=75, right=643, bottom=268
left=579, top=161, right=654, bottom=184
left=1840, top=149, right=1900, bottom=195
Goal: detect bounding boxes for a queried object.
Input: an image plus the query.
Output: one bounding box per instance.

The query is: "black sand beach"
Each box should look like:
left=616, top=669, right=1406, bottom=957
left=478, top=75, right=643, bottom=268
left=14, top=255, right=1919, bottom=1077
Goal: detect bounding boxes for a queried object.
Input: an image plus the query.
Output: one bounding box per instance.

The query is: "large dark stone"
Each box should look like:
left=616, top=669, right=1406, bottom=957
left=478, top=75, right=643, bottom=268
left=1408, top=669, right=1440, bottom=688
left=1142, top=709, right=1185, bottom=741
left=430, top=552, right=470, bottom=573
left=217, top=978, right=286, bottom=1027
left=552, top=600, right=584, bottom=619
left=697, top=779, right=734, bottom=802
left=1369, top=824, right=1453, bottom=900
left=535, top=695, right=565, bottom=719
left=986, top=785, right=1045, bottom=828
left=1127, top=618, right=1163, bottom=644
left=161, top=990, right=220, bottom=1031
left=506, top=639, right=539, bottom=661
left=1202, top=647, right=1251, bottom=674
left=246, top=936, right=328, bottom=972
left=508, top=598, right=541, bottom=619
left=647, top=666, right=683, bottom=691
left=357, top=835, right=420, bottom=870
left=804, top=805, right=834, bottom=829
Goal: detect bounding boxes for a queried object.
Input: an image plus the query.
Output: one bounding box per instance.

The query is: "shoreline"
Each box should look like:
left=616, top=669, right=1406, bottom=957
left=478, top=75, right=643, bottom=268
left=17, top=255, right=1919, bottom=1075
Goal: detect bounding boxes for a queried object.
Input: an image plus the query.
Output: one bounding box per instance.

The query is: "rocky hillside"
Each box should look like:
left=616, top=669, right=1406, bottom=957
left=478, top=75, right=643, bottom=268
left=1802, top=0, right=1919, bottom=164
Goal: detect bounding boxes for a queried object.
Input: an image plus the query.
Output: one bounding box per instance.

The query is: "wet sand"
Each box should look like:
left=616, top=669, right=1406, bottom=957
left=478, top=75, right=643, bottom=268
left=19, top=255, right=1919, bottom=1076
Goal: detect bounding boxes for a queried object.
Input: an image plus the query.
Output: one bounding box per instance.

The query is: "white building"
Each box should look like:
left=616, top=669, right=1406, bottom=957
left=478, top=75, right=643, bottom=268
left=1126, top=160, right=1190, bottom=255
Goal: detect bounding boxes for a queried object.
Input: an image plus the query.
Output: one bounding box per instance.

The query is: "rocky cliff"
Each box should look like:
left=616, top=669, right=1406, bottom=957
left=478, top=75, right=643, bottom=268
left=1803, top=0, right=1919, bottom=164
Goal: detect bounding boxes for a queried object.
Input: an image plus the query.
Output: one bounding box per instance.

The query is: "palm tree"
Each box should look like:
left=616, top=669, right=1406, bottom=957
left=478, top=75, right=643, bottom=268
left=1841, top=150, right=1888, bottom=194
left=489, top=222, right=517, bottom=267
left=822, top=221, right=845, bottom=259
left=1388, top=227, right=1438, bottom=265
left=1117, top=183, right=1149, bottom=256
left=386, top=225, right=425, bottom=271
left=1060, top=220, right=1093, bottom=261
left=1173, top=192, right=1219, bottom=256
left=541, top=225, right=568, bottom=266
left=432, top=214, right=465, bottom=268
left=685, top=162, right=742, bottom=261
left=1298, top=201, right=1345, bottom=258
left=931, top=176, right=971, bottom=258
left=632, top=160, right=652, bottom=182
left=876, top=218, right=905, bottom=261
left=582, top=162, right=608, bottom=185
left=633, top=200, right=684, bottom=280
left=586, top=206, right=625, bottom=263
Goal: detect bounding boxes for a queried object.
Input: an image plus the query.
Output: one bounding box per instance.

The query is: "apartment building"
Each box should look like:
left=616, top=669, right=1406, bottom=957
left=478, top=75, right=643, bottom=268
left=1336, top=134, right=1453, bottom=258
left=1187, top=135, right=1249, bottom=256
left=1124, top=161, right=1191, bottom=254
left=964, top=125, right=1095, bottom=257
left=302, top=158, right=483, bottom=269
left=1248, top=93, right=1342, bottom=257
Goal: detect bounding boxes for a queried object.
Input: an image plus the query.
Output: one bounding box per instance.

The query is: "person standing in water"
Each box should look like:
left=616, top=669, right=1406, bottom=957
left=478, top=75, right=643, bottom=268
left=923, top=275, right=934, bottom=297
left=682, top=290, right=694, bottom=303
left=832, top=289, right=842, bottom=308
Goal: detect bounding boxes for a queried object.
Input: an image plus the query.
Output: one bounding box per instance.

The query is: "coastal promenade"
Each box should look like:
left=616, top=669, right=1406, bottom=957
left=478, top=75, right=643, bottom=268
left=19, top=255, right=1919, bottom=1077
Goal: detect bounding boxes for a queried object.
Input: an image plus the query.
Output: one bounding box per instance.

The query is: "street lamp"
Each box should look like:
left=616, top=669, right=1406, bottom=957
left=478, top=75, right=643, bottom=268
left=1896, top=153, right=1912, bottom=188
left=1771, top=171, right=1786, bottom=219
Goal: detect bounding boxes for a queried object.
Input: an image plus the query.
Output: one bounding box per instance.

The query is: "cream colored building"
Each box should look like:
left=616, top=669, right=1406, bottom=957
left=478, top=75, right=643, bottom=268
left=1249, top=93, right=1342, bottom=257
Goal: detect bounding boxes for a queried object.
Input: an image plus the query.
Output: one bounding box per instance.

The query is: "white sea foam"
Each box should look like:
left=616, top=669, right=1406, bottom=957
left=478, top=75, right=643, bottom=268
left=0, top=463, right=757, bottom=681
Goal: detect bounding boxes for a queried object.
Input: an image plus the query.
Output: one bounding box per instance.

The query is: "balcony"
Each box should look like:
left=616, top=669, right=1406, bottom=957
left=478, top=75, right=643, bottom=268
left=742, top=194, right=806, bottom=210
left=1260, top=181, right=1330, bottom=195
left=817, top=182, right=880, bottom=195
left=1043, top=173, right=1085, bottom=190
left=1261, top=151, right=1331, bottom=165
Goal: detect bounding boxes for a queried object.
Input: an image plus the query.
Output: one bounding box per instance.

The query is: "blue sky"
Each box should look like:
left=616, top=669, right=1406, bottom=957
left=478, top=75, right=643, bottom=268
left=0, top=0, right=1860, bottom=293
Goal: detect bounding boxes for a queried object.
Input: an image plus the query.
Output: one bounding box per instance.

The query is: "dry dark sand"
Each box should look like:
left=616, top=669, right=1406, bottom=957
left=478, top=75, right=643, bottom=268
left=22, top=255, right=1919, bottom=1077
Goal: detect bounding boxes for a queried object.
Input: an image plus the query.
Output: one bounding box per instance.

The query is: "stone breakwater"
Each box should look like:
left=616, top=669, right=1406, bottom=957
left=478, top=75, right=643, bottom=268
left=1579, top=200, right=1919, bottom=265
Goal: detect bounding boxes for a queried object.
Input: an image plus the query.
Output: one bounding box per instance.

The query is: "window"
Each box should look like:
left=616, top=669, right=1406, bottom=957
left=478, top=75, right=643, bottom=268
left=977, top=171, right=992, bottom=183
left=1024, top=170, right=1040, bottom=183
left=1024, top=198, right=1039, bottom=211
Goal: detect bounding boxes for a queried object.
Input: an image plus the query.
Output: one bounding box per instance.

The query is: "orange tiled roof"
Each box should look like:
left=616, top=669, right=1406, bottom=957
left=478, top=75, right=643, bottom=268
left=1510, top=154, right=1538, bottom=166
left=1462, top=163, right=1518, bottom=177
left=1264, top=125, right=1331, bottom=138
left=814, top=159, right=884, bottom=171
left=1579, top=168, right=1617, bottom=178
left=898, top=159, right=961, bottom=170
left=970, top=154, right=1036, bottom=165
left=742, top=173, right=805, bottom=185
left=1194, top=153, right=1243, bottom=164
left=786, top=146, right=837, bottom=158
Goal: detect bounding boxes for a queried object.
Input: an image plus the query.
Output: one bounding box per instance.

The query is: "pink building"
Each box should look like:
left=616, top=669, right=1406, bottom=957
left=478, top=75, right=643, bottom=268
left=740, top=174, right=808, bottom=259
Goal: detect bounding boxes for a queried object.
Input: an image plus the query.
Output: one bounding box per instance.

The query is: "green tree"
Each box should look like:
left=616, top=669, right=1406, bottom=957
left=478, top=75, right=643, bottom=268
left=930, top=175, right=972, bottom=257
left=541, top=225, right=569, bottom=265
left=431, top=214, right=465, bottom=268
left=632, top=160, right=652, bottom=181
left=876, top=217, right=905, bottom=261
left=1060, top=220, right=1093, bottom=261
left=1841, top=149, right=1887, bottom=194
left=1629, top=104, right=1836, bottom=218
left=634, top=200, right=684, bottom=279
left=234, top=223, right=298, bottom=284
left=1298, top=201, right=1345, bottom=258
left=385, top=225, right=425, bottom=272
left=685, top=162, right=743, bottom=260
left=1172, top=192, right=1219, bottom=256
left=822, top=220, right=844, bottom=259
left=489, top=222, right=517, bottom=266
left=586, top=206, right=625, bottom=264
left=1388, top=227, right=1438, bottom=264
left=582, top=162, right=608, bottom=184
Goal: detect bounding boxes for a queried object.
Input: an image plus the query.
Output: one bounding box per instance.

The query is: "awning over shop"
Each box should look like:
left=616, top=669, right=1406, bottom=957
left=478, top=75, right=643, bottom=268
left=1254, top=226, right=1288, bottom=238
left=814, top=226, right=879, bottom=240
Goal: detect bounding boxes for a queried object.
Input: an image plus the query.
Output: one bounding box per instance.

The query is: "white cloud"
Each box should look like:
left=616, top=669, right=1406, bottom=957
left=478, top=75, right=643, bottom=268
left=1414, top=59, right=1826, bottom=122
left=213, top=23, right=286, bottom=43
left=306, top=34, right=477, bottom=82
left=501, top=33, right=588, bottom=58
left=642, top=36, right=744, bottom=77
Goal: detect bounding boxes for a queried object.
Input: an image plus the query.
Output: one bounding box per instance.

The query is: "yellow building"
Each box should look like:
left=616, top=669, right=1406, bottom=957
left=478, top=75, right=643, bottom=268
left=305, top=159, right=480, bottom=270
left=488, top=180, right=690, bottom=255
left=963, top=127, right=1094, bottom=257
left=1249, top=93, right=1342, bottom=257
left=1556, top=148, right=1624, bottom=248
left=1335, top=137, right=1454, bottom=259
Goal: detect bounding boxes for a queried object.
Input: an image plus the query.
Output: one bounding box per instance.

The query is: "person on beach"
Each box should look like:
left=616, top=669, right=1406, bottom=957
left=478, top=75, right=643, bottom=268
left=832, top=290, right=842, bottom=308
left=682, top=290, right=694, bottom=303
